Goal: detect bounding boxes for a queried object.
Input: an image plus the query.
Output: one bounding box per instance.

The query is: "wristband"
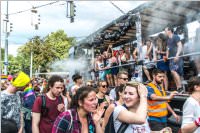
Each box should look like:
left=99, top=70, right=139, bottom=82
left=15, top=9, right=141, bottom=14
left=194, top=117, right=200, bottom=127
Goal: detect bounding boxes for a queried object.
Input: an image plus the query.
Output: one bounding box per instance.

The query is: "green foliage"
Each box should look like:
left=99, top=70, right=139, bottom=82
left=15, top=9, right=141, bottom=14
left=17, top=30, right=75, bottom=73
left=1, top=48, right=5, bottom=60
left=1, top=48, right=22, bottom=75
left=1, top=30, right=75, bottom=74
left=7, top=54, right=22, bottom=74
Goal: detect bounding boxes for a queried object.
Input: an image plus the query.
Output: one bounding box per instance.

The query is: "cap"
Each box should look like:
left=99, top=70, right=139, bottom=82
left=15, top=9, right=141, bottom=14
left=11, top=71, right=30, bottom=88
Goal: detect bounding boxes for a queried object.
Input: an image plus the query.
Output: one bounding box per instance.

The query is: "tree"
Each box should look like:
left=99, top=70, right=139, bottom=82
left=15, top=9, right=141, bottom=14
left=1, top=48, right=5, bottom=60
left=17, top=30, right=75, bottom=73
left=7, top=55, right=22, bottom=74
left=1, top=48, right=22, bottom=75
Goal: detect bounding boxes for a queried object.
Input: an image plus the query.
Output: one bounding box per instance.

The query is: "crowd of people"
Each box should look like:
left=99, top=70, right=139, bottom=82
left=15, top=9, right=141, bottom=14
left=1, top=24, right=200, bottom=133
left=1, top=68, right=200, bottom=133
left=93, top=25, right=199, bottom=92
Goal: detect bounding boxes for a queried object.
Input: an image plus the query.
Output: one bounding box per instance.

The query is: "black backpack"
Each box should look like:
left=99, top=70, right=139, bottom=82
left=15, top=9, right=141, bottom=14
left=41, top=95, right=63, bottom=117
left=105, top=104, right=129, bottom=133
left=1, top=118, right=18, bottom=133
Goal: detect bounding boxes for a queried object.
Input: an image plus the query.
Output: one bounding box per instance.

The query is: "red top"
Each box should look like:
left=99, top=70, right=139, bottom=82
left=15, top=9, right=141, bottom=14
left=32, top=95, right=63, bottom=133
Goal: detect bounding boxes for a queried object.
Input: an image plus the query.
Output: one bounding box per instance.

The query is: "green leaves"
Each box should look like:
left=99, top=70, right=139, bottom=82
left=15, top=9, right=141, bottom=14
left=17, top=30, right=75, bottom=73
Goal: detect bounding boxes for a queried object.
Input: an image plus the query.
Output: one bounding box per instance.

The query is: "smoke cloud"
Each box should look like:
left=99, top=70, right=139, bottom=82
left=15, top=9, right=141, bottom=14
left=145, top=1, right=200, bottom=74
left=50, top=57, right=91, bottom=83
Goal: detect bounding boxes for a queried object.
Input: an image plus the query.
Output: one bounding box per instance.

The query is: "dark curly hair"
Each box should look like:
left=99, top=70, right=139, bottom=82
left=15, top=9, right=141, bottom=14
left=70, top=86, right=96, bottom=109
left=47, top=75, right=64, bottom=92
left=188, top=76, right=200, bottom=94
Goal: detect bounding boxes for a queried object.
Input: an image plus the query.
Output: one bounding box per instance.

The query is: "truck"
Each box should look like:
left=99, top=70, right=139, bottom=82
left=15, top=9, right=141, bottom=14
left=71, top=1, right=200, bottom=132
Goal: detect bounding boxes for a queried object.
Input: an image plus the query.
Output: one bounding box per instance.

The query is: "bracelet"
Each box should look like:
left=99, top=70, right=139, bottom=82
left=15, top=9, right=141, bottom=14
left=194, top=118, right=200, bottom=127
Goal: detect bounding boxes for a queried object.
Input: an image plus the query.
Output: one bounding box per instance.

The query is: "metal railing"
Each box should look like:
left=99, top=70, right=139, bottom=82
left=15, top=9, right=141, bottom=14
left=95, top=51, right=200, bottom=71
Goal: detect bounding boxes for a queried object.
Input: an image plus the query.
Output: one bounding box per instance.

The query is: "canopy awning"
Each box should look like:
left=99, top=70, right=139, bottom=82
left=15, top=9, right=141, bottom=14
left=77, top=1, right=200, bottom=49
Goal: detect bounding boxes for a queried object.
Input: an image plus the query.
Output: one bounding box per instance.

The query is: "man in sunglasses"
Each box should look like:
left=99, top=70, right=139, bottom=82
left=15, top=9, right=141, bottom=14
left=109, top=71, right=129, bottom=103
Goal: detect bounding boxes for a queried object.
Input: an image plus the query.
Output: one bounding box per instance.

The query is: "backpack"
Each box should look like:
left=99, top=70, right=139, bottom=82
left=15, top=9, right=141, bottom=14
left=1, top=118, right=18, bottom=133
left=105, top=104, right=129, bottom=133
left=20, top=90, right=36, bottom=121
left=41, top=94, right=63, bottom=117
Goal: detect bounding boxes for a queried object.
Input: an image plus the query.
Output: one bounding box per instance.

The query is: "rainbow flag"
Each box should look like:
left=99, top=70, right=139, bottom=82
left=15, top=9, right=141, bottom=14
left=24, top=86, right=35, bottom=98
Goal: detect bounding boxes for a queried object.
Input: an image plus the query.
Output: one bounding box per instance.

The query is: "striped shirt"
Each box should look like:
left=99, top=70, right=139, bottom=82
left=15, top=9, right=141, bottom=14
left=52, top=108, right=95, bottom=133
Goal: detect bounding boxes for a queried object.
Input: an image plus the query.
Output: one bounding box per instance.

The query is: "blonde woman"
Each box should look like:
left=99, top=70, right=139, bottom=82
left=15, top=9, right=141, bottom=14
left=113, top=81, right=150, bottom=132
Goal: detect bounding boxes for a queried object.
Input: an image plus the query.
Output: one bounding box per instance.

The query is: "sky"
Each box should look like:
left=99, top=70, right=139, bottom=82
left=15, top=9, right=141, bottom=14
left=1, top=1, right=199, bottom=58
left=1, top=1, right=147, bottom=57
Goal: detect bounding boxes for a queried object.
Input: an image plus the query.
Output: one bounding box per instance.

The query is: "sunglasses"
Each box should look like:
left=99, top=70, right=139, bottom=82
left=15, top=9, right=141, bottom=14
left=87, top=85, right=93, bottom=87
left=101, top=85, right=107, bottom=88
left=119, top=77, right=128, bottom=81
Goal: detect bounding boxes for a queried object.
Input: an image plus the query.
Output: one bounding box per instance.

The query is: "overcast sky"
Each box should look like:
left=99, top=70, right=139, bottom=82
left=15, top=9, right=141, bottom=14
left=1, top=1, right=199, bottom=57
left=1, top=1, right=147, bottom=56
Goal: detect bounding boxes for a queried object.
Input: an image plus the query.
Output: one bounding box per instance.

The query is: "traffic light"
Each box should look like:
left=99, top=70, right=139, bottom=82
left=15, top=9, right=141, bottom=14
left=38, top=14, right=40, bottom=25
left=31, top=8, right=40, bottom=30
left=70, top=1, right=76, bottom=17
left=66, top=1, right=76, bottom=23
left=7, top=22, right=13, bottom=34
left=69, top=1, right=76, bottom=23
left=6, top=22, right=13, bottom=36
left=9, top=23, right=13, bottom=32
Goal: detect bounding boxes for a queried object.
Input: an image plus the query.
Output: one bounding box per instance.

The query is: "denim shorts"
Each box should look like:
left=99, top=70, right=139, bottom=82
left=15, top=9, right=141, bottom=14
left=169, top=58, right=183, bottom=76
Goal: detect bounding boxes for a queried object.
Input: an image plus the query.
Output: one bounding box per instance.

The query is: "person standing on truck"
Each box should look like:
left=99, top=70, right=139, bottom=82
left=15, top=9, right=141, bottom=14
left=96, top=55, right=105, bottom=81
left=154, top=33, right=170, bottom=90
left=181, top=76, right=200, bottom=133
left=133, top=39, right=154, bottom=82
left=146, top=69, right=180, bottom=131
left=165, top=25, right=183, bottom=92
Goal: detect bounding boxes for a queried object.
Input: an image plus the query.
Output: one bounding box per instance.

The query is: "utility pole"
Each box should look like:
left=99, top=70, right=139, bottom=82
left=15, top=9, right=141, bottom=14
left=30, top=7, right=40, bottom=78
left=30, top=51, right=33, bottom=78
left=4, top=1, right=9, bottom=75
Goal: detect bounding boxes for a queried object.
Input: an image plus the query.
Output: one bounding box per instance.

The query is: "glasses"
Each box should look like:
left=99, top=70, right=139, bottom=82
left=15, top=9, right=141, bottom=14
left=101, top=85, right=107, bottom=88
left=119, top=77, right=128, bottom=81
left=87, top=85, right=93, bottom=87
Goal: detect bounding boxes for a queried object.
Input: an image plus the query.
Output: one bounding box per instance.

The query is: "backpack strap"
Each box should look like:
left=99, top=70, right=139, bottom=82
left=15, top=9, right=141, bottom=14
left=117, top=123, right=129, bottom=133
left=41, top=94, right=46, bottom=109
left=117, top=104, right=129, bottom=133
left=68, top=110, right=73, bottom=131
left=41, top=95, right=62, bottom=110
left=58, top=96, right=63, bottom=104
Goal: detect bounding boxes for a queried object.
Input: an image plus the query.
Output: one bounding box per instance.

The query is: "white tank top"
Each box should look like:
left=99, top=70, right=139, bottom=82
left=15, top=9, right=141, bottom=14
left=97, top=61, right=104, bottom=70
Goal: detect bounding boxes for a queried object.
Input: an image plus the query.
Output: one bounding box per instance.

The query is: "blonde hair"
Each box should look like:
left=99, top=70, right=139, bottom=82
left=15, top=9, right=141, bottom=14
left=125, top=81, right=140, bottom=88
left=124, top=81, right=141, bottom=96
